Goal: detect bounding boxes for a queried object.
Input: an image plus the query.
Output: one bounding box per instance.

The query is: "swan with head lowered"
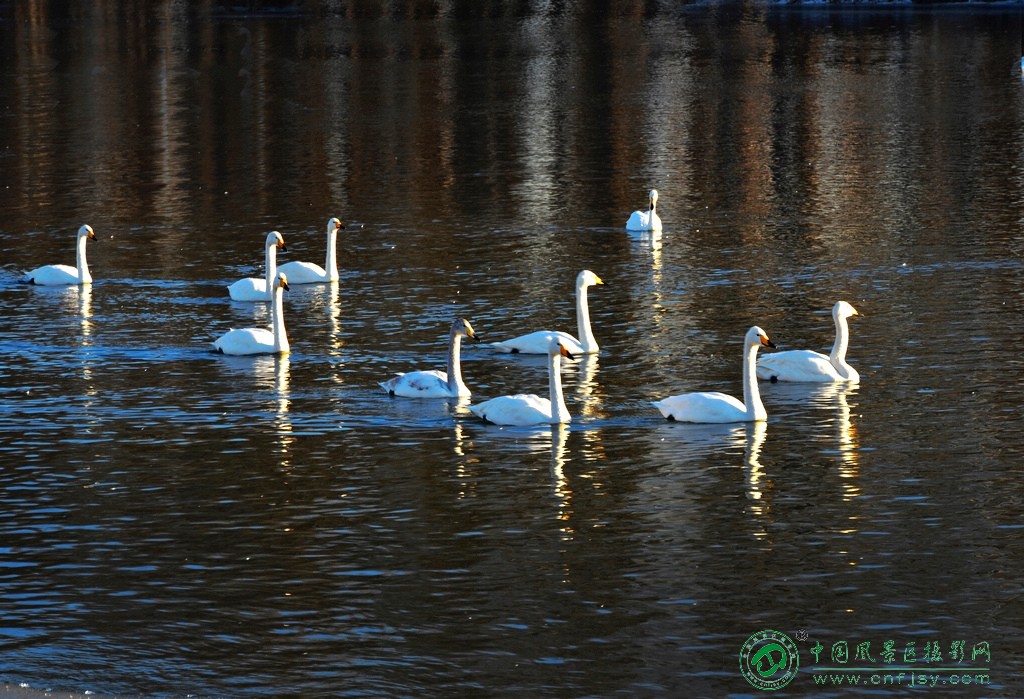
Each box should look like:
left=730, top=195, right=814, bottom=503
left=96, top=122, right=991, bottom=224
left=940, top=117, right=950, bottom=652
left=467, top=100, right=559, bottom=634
left=277, top=217, right=344, bottom=284
left=23, top=225, right=97, bottom=285
left=491, top=270, right=604, bottom=355
left=652, top=326, right=776, bottom=423
left=380, top=318, right=480, bottom=398
left=227, top=231, right=287, bottom=301
left=214, top=272, right=291, bottom=355
left=756, top=301, right=860, bottom=383
left=470, top=337, right=574, bottom=426
left=626, top=189, right=663, bottom=232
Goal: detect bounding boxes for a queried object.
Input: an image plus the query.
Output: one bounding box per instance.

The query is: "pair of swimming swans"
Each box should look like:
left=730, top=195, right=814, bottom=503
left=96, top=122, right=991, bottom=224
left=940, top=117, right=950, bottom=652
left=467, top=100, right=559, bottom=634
left=653, top=301, right=860, bottom=423
left=22, top=225, right=97, bottom=285
left=228, top=218, right=344, bottom=301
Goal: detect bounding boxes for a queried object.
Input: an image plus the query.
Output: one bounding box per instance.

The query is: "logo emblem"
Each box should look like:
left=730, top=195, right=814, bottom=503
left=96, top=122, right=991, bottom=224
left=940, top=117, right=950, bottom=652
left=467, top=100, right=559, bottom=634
left=740, top=629, right=800, bottom=691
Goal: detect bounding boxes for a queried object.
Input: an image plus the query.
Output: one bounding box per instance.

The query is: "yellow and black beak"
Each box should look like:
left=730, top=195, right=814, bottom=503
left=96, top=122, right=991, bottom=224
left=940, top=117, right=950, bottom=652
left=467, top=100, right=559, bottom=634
left=760, top=334, right=776, bottom=349
left=559, top=344, right=575, bottom=360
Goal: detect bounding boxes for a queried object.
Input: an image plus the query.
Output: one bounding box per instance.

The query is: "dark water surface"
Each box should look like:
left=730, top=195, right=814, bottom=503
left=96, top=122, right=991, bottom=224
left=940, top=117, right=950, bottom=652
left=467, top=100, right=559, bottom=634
left=2, top=3, right=1023, bottom=697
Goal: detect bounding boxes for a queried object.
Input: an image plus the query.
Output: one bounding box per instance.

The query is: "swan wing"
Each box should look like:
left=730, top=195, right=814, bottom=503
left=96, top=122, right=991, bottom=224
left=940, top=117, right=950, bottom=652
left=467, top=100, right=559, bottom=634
left=652, top=392, right=748, bottom=423
left=756, top=350, right=842, bottom=382
left=214, top=328, right=275, bottom=356
left=380, top=370, right=456, bottom=398
left=228, top=277, right=269, bottom=301
left=469, top=394, right=553, bottom=426
left=277, top=260, right=329, bottom=285
left=625, top=210, right=651, bottom=231
left=491, top=331, right=583, bottom=355
left=24, top=264, right=79, bottom=286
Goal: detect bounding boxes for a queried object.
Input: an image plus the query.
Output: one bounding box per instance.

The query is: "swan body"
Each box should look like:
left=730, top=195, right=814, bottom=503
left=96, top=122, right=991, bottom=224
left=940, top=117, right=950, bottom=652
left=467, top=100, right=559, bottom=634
left=277, top=217, right=344, bottom=284
left=756, top=301, right=860, bottom=383
left=215, top=273, right=291, bottom=355
left=23, top=225, right=96, bottom=285
left=491, top=270, right=603, bottom=355
left=227, top=231, right=287, bottom=301
left=380, top=318, right=479, bottom=398
left=626, top=189, right=663, bottom=232
left=653, top=326, right=775, bottom=423
left=470, top=338, right=574, bottom=426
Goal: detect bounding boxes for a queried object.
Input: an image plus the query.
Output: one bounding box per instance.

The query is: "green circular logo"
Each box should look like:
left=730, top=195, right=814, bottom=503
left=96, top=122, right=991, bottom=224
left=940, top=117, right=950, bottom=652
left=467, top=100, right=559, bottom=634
left=739, top=629, right=800, bottom=691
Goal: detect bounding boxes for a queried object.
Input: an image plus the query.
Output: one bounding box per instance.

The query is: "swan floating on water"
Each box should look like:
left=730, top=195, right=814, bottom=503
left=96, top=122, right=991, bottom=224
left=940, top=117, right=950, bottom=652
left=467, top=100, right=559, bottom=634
left=227, top=231, right=287, bottom=301
left=215, top=272, right=291, bottom=355
left=626, top=189, right=663, bottom=232
left=756, top=301, right=860, bottom=383
left=380, top=318, right=479, bottom=398
left=23, top=225, right=97, bottom=285
left=470, top=337, right=574, bottom=426
left=652, top=326, right=775, bottom=423
left=277, top=217, right=344, bottom=284
left=491, top=270, right=604, bottom=355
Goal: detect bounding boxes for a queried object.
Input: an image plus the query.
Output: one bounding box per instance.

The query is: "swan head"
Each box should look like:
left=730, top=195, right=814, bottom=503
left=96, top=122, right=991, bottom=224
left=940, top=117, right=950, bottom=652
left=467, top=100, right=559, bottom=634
left=328, top=217, right=344, bottom=234
left=746, top=326, right=776, bottom=350
left=276, top=272, right=290, bottom=291
left=834, top=300, right=859, bottom=320
left=577, top=269, right=604, bottom=288
left=649, top=189, right=659, bottom=209
left=549, top=337, right=575, bottom=360
left=78, top=224, right=96, bottom=241
left=266, top=230, right=287, bottom=252
left=454, top=317, right=479, bottom=342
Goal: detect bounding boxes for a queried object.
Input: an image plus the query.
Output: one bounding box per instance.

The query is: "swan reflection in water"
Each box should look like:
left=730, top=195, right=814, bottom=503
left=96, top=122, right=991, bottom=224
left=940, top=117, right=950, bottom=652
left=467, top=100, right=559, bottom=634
left=252, top=354, right=294, bottom=469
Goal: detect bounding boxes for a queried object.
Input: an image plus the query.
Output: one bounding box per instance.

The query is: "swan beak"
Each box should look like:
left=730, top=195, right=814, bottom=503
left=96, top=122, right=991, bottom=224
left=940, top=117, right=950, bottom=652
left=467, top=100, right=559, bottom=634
left=87, top=229, right=97, bottom=241
left=559, top=345, right=575, bottom=360
left=760, top=334, right=776, bottom=349
left=279, top=242, right=287, bottom=252
left=467, top=328, right=480, bottom=343
left=280, top=277, right=290, bottom=291
left=594, top=275, right=605, bottom=285
left=336, top=220, right=345, bottom=230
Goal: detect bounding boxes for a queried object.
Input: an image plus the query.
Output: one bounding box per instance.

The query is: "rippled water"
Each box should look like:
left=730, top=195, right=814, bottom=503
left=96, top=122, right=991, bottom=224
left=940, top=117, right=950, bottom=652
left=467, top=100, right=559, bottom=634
left=2, top=3, right=1024, bottom=697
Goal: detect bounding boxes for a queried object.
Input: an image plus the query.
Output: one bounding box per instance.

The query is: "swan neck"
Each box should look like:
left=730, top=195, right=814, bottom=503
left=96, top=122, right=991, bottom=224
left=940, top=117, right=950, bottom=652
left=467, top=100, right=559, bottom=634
left=265, top=242, right=278, bottom=299
left=446, top=331, right=468, bottom=396
left=76, top=233, right=92, bottom=283
left=575, top=282, right=597, bottom=352
left=549, top=351, right=570, bottom=423
left=742, top=342, right=766, bottom=421
left=829, top=313, right=853, bottom=378
left=272, top=285, right=289, bottom=353
left=325, top=226, right=339, bottom=281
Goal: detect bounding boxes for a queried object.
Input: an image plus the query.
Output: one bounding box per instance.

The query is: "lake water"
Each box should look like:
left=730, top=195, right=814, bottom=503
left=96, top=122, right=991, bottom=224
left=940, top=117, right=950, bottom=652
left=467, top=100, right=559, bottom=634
left=1, top=3, right=1023, bottom=697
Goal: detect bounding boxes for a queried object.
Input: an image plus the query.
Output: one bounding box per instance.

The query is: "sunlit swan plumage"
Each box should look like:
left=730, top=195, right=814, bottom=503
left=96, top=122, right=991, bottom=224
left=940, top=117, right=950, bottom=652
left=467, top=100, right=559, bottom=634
left=470, top=338, right=574, bottom=426
left=756, top=301, right=860, bottom=383
left=214, top=273, right=291, bottom=355
left=277, top=217, right=344, bottom=284
left=227, top=231, right=287, bottom=301
left=652, top=326, right=775, bottom=423
left=380, top=318, right=479, bottom=398
left=491, top=270, right=603, bottom=355
left=23, top=225, right=96, bottom=285
left=626, top=189, right=663, bottom=232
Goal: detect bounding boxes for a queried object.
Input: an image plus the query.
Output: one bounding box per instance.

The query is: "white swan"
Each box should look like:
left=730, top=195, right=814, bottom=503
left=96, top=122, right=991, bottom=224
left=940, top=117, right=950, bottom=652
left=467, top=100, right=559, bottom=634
left=626, top=189, right=663, bottom=232
left=277, top=217, right=344, bottom=284
left=652, top=326, right=775, bottom=423
left=227, top=231, right=287, bottom=301
left=214, top=273, right=291, bottom=355
left=491, top=270, right=603, bottom=355
left=380, top=318, right=479, bottom=398
left=469, top=338, right=574, bottom=426
left=23, top=225, right=96, bottom=285
left=756, top=301, right=860, bottom=383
